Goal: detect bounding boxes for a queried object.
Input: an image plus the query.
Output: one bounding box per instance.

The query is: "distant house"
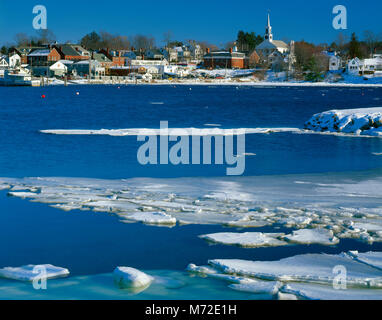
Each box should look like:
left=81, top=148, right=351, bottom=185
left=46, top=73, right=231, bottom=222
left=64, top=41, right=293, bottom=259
left=145, top=49, right=165, bottom=60
left=248, top=50, right=260, bottom=67
left=256, top=13, right=289, bottom=60
left=8, top=53, right=21, bottom=68
left=0, top=56, right=9, bottom=69
left=329, top=55, right=342, bottom=71
left=203, top=48, right=248, bottom=69
left=53, top=44, right=89, bottom=61
left=92, top=52, right=113, bottom=68
left=27, top=47, right=62, bottom=66
left=49, top=61, right=68, bottom=76
left=347, top=58, right=362, bottom=75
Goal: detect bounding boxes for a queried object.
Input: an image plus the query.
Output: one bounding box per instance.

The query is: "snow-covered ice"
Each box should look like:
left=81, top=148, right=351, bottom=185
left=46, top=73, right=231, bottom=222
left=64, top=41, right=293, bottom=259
left=208, top=253, right=382, bottom=287
left=113, top=267, right=153, bottom=289
left=40, top=127, right=301, bottom=136
left=347, top=251, right=382, bottom=271
left=1, top=172, right=382, bottom=244
left=282, top=283, right=382, bottom=300
left=284, top=229, right=339, bottom=246
left=0, top=264, right=69, bottom=282
left=229, top=281, right=282, bottom=295
left=123, top=211, right=176, bottom=225
left=199, top=232, right=287, bottom=248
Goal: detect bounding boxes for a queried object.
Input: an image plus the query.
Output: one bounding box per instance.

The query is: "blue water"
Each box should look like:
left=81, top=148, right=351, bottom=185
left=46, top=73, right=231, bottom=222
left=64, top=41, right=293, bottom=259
left=0, top=85, right=382, bottom=284
left=0, top=85, right=381, bottom=178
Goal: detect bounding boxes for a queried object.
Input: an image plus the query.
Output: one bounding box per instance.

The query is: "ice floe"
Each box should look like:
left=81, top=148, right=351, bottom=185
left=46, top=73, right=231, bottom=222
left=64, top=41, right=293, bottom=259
left=305, top=107, right=382, bottom=137
left=0, top=264, right=69, bottom=282
left=113, top=267, right=153, bottom=289
left=283, top=228, right=339, bottom=246
left=347, top=251, right=382, bottom=271
left=40, top=127, right=301, bottom=136
left=208, top=253, right=382, bottom=287
left=282, top=283, right=382, bottom=300
left=1, top=172, right=382, bottom=244
left=229, top=281, right=282, bottom=295
left=199, top=232, right=287, bottom=248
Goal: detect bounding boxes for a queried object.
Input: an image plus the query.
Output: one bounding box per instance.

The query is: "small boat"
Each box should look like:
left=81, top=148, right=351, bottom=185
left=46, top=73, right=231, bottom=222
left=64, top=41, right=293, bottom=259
left=0, top=70, right=40, bottom=87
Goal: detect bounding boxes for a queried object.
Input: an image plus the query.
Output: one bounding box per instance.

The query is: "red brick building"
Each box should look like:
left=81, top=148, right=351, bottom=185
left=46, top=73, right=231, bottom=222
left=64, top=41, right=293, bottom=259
left=203, top=48, right=248, bottom=69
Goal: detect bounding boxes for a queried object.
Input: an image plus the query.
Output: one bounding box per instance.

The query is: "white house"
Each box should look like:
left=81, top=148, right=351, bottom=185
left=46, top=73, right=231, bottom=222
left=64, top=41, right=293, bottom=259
left=8, top=53, right=21, bottom=68
left=50, top=61, right=68, bottom=76
left=256, top=13, right=289, bottom=58
left=329, top=55, right=342, bottom=71
left=0, top=56, right=9, bottom=69
left=347, top=58, right=362, bottom=75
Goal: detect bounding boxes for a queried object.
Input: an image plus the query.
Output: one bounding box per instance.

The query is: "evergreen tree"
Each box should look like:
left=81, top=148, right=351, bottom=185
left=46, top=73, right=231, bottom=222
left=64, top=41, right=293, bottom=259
left=349, top=32, right=362, bottom=58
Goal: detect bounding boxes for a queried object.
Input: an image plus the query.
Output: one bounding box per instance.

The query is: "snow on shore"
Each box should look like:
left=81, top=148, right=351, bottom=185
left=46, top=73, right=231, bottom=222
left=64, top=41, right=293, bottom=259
left=305, top=107, right=382, bottom=136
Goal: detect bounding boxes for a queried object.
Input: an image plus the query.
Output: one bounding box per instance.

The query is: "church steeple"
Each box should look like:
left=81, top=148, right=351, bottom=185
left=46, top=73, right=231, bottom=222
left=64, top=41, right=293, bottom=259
left=265, top=12, right=273, bottom=42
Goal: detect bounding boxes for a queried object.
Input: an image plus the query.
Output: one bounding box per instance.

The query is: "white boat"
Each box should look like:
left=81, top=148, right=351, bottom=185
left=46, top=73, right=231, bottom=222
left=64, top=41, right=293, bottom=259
left=0, top=70, right=40, bottom=86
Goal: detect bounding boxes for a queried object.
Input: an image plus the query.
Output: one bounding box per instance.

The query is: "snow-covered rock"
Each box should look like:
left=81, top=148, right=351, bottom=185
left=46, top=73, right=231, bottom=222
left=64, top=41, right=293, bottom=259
left=284, top=229, right=339, bottom=245
left=305, top=107, right=382, bottom=136
left=0, top=264, right=69, bottom=281
left=199, top=232, right=286, bottom=248
left=113, top=267, right=153, bottom=289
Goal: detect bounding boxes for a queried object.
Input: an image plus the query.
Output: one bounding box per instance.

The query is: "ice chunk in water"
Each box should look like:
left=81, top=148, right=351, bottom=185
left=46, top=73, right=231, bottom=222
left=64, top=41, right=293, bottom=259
left=282, top=283, right=382, bottom=300
left=0, top=264, right=69, bottom=282
left=113, top=267, right=153, bottom=289
left=229, top=281, right=282, bottom=295
left=209, top=253, right=382, bottom=287
left=124, top=212, right=176, bottom=225
left=348, top=251, right=382, bottom=271
left=199, top=232, right=287, bottom=248
left=284, top=229, right=339, bottom=246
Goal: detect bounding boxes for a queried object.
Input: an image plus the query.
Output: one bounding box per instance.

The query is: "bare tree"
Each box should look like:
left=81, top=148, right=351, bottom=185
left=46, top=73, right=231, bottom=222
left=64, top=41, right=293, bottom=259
left=364, top=30, right=377, bottom=57
left=131, top=34, right=156, bottom=50
left=334, top=32, right=348, bottom=52
left=14, top=33, right=30, bottom=46
left=35, top=29, right=56, bottom=45
left=163, top=31, right=173, bottom=48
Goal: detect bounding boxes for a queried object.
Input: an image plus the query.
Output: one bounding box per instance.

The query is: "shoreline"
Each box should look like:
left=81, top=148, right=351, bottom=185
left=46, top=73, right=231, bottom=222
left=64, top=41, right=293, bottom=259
left=28, top=78, right=382, bottom=88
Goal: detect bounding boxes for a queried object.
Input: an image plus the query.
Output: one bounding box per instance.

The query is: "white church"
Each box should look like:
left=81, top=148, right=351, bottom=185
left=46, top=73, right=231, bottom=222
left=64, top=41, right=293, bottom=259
left=256, top=13, right=289, bottom=57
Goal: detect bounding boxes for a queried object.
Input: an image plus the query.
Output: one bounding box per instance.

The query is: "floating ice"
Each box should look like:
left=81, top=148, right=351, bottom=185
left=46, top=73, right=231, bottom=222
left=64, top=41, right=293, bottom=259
left=40, top=127, right=301, bottom=136
left=305, top=107, right=382, bottom=137
left=229, top=281, right=282, bottom=295
left=199, top=232, right=287, bottom=248
left=284, top=229, right=339, bottom=246
left=1, top=173, right=382, bottom=244
left=347, top=251, right=382, bottom=271
left=123, top=211, right=176, bottom=225
left=282, top=283, right=382, bottom=300
left=0, top=264, right=69, bottom=282
left=208, top=253, right=382, bottom=287
left=113, top=267, right=153, bottom=289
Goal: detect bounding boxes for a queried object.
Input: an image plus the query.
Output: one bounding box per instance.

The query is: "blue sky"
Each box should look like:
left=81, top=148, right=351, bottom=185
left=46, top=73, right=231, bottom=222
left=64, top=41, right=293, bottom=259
left=0, top=0, right=380, bottom=47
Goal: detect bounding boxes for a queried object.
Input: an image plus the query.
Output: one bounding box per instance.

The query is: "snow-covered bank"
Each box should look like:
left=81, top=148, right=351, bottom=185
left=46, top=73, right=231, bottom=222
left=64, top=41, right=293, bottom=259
left=0, top=264, right=69, bottom=282
left=305, top=107, right=382, bottom=136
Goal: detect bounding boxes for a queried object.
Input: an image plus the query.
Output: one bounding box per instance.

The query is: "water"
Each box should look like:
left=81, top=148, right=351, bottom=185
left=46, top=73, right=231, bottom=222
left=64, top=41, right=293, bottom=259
left=0, top=85, right=382, bottom=299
